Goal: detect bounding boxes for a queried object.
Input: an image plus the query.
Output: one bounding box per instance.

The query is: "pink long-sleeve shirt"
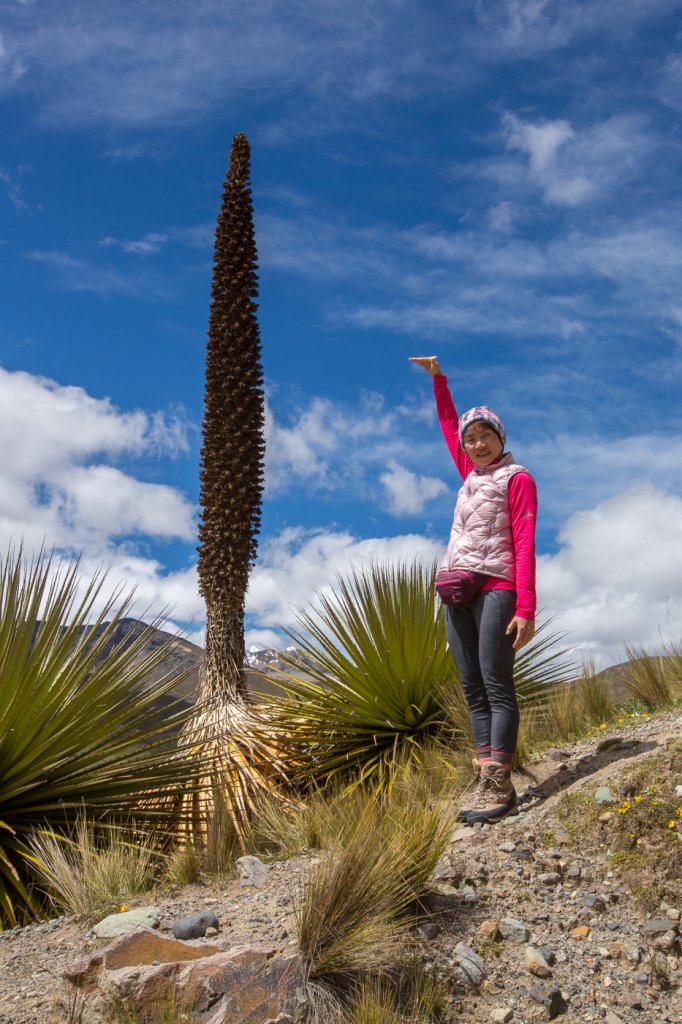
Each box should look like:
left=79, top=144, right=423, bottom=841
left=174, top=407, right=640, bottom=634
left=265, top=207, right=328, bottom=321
left=434, top=375, right=537, bottom=620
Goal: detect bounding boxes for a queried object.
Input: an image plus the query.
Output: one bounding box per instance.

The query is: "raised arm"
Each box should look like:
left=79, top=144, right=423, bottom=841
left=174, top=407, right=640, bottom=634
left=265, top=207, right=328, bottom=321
left=409, top=356, right=472, bottom=480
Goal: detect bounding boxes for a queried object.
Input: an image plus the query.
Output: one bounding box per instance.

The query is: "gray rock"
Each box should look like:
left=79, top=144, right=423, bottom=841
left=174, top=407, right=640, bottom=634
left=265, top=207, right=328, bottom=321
left=172, top=911, right=220, bottom=941
left=582, top=894, right=606, bottom=911
left=537, top=872, right=561, bottom=887
left=545, top=748, right=569, bottom=761
left=512, top=847, right=533, bottom=862
left=490, top=1010, right=513, bottom=1023
left=642, top=917, right=677, bottom=936
left=596, top=736, right=624, bottom=753
left=454, top=942, right=486, bottom=988
left=538, top=945, right=556, bottom=966
left=235, top=855, right=269, bottom=888
left=665, top=907, right=681, bottom=921
left=524, top=946, right=552, bottom=977
left=528, top=982, right=566, bottom=1018
left=498, top=917, right=530, bottom=942
left=675, top=784, right=682, bottom=798
left=498, top=841, right=517, bottom=853
left=418, top=922, right=441, bottom=940
left=93, top=906, right=161, bottom=939
left=594, top=787, right=616, bottom=805
left=433, top=854, right=458, bottom=880
left=461, top=884, right=478, bottom=904
left=653, top=930, right=677, bottom=951
left=566, top=863, right=581, bottom=879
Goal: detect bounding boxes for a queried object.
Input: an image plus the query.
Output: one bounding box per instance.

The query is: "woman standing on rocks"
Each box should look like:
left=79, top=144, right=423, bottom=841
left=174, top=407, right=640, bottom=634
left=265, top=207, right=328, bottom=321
left=410, top=355, right=538, bottom=825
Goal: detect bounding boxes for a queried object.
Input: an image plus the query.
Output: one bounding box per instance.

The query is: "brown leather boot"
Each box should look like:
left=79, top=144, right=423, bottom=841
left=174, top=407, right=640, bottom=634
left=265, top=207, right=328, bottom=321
left=455, top=758, right=491, bottom=823
left=466, top=762, right=516, bottom=825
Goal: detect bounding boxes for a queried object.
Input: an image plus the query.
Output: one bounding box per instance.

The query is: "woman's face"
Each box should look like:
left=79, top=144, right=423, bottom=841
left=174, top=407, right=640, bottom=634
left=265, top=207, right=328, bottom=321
left=462, top=421, right=503, bottom=467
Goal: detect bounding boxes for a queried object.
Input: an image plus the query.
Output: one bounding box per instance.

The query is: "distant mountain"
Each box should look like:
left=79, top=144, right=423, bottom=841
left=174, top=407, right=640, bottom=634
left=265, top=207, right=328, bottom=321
left=83, top=618, right=312, bottom=705
left=76, top=618, right=670, bottom=713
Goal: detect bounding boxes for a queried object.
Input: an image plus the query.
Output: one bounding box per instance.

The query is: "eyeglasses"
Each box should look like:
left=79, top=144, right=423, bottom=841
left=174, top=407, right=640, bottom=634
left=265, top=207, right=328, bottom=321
left=463, top=431, right=499, bottom=449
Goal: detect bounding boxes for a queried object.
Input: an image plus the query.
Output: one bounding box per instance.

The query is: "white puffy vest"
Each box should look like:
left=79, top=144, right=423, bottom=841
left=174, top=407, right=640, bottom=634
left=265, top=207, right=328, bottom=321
left=439, top=452, right=532, bottom=582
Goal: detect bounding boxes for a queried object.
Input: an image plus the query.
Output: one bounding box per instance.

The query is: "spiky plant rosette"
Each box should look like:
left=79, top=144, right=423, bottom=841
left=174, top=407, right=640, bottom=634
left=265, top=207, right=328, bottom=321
left=262, top=561, right=461, bottom=788
left=0, top=548, right=208, bottom=928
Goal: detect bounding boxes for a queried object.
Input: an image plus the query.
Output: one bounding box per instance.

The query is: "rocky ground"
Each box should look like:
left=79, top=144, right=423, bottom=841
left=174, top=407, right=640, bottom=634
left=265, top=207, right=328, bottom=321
left=1, top=708, right=681, bottom=1024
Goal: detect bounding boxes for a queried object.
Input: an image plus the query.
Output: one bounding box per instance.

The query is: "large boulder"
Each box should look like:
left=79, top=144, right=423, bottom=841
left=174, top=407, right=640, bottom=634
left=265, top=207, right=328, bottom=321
left=64, top=926, right=221, bottom=992
left=64, top=929, right=307, bottom=1023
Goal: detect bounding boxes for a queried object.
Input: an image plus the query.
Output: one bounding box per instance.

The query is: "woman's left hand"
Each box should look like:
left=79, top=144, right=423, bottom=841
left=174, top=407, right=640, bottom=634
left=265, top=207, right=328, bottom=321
left=506, top=616, right=535, bottom=651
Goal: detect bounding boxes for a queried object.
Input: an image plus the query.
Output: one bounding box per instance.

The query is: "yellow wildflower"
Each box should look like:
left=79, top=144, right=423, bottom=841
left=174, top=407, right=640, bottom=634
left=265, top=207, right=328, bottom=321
left=618, top=802, right=631, bottom=815
left=668, top=821, right=677, bottom=830
left=676, top=808, right=682, bottom=817
left=599, top=723, right=608, bottom=729
left=634, top=795, right=643, bottom=803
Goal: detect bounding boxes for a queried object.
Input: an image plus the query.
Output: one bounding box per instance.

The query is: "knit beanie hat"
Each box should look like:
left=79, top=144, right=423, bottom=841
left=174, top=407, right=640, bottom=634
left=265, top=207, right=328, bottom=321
left=459, top=406, right=506, bottom=448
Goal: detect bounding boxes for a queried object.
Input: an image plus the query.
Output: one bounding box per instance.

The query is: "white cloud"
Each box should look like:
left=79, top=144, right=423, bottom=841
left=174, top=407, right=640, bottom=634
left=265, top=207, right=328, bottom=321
left=58, top=465, right=193, bottom=539
left=0, top=0, right=434, bottom=130
left=264, top=391, right=434, bottom=502
left=501, top=113, right=648, bottom=207
left=469, top=0, right=679, bottom=57
left=100, top=232, right=168, bottom=255
left=243, top=480, right=682, bottom=667
left=0, top=365, right=194, bottom=555
left=487, top=201, right=517, bottom=234
left=26, top=250, right=171, bottom=298
left=264, top=398, right=339, bottom=493
left=246, top=525, right=442, bottom=632
left=0, top=29, right=27, bottom=86
left=380, top=460, right=448, bottom=516
left=539, top=485, right=682, bottom=666
left=0, top=166, right=30, bottom=214
left=526, top=431, right=682, bottom=529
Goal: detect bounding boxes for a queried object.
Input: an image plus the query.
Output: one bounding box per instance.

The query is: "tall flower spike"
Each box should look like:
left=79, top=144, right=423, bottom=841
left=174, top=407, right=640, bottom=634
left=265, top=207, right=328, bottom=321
left=197, top=132, right=266, bottom=698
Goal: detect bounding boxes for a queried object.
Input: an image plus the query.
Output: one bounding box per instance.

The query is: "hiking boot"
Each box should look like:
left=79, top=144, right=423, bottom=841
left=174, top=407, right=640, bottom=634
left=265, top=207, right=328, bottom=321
left=466, top=762, right=516, bottom=825
left=455, top=758, right=491, bottom=823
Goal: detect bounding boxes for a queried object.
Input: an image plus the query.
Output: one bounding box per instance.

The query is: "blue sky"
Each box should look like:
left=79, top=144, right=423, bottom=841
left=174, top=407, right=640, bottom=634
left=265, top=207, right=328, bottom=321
left=2, top=0, right=682, bottom=666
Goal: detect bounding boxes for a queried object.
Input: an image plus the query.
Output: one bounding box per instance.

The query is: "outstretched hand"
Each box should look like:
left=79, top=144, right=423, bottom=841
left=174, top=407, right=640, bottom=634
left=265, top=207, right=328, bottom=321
left=409, top=356, right=442, bottom=377
left=506, top=616, right=534, bottom=651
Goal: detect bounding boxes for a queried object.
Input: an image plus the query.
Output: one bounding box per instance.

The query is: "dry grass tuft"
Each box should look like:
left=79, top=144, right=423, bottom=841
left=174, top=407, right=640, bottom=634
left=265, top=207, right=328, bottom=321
left=576, top=659, right=613, bottom=727
left=622, top=646, right=675, bottom=710
left=162, top=843, right=202, bottom=888
left=344, top=978, right=402, bottom=1023
left=295, top=785, right=451, bottom=990
left=29, top=818, right=159, bottom=917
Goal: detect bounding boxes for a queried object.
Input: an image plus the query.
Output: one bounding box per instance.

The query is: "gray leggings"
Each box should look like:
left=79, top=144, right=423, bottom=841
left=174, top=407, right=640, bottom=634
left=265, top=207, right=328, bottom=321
left=443, top=589, right=519, bottom=763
